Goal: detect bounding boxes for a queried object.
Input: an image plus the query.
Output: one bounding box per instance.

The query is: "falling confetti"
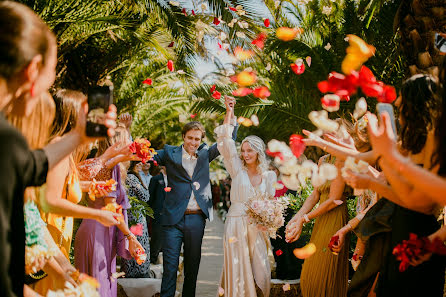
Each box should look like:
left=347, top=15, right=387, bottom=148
left=168, top=41, right=174, bottom=47
left=321, top=94, right=341, bottom=112
left=293, top=243, right=317, bottom=259
left=276, top=27, right=303, bottom=41
left=130, top=224, right=143, bottom=236
left=253, top=86, right=271, bottom=99
left=212, top=91, right=222, bottom=100
left=306, top=56, right=312, bottom=67
left=353, top=97, right=367, bottom=119
left=167, top=60, right=174, bottom=72
left=275, top=249, right=284, bottom=256
left=283, top=283, right=291, bottom=292
left=228, top=237, right=238, bottom=243
left=193, top=181, right=201, bottom=190
left=291, top=58, right=305, bottom=75
left=264, top=18, right=270, bottom=27
left=164, top=187, right=172, bottom=192
left=324, top=43, right=332, bottom=50
left=218, top=287, right=225, bottom=296
left=213, top=17, right=220, bottom=25
left=251, top=115, right=259, bottom=126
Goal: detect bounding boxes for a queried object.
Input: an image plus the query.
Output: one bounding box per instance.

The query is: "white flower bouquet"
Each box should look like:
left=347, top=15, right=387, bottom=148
left=244, top=192, right=289, bottom=239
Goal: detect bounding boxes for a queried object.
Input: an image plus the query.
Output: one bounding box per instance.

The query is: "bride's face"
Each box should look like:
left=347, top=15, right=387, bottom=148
left=241, top=142, right=258, bottom=166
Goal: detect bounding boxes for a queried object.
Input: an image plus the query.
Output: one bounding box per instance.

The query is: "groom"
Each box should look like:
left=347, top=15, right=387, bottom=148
left=153, top=97, right=237, bottom=297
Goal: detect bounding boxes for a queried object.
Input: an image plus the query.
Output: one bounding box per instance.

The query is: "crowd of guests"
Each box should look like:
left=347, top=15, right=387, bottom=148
left=0, top=2, right=167, bottom=297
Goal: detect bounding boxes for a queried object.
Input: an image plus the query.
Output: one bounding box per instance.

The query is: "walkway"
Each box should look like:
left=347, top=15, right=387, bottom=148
left=196, top=211, right=225, bottom=297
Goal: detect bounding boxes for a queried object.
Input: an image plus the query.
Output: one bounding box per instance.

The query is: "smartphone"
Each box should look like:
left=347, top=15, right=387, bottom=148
left=86, top=86, right=113, bottom=137
left=435, top=32, right=446, bottom=55
left=376, top=103, right=397, bottom=137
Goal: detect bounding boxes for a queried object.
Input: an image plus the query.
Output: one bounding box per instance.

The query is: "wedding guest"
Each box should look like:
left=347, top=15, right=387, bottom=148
left=148, top=165, right=167, bottom=264
left=0, top=2, right=116, bottom=296
left=215, top=97, right=275, bottom=297
left=139, top=162, right=152, bottom=189
left=75, top=127, right=144, bottom=297
left=122, top=161, right=151, bottom=277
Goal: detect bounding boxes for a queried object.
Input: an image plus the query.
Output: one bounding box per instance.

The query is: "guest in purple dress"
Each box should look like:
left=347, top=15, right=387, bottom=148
left=75, top=158, right=144, bottom=297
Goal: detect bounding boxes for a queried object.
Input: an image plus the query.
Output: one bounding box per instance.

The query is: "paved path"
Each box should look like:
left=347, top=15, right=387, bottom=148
left=196, top=211, right=225, bottom=297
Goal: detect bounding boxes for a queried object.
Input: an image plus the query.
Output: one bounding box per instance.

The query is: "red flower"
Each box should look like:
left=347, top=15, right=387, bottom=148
left=213, top=17, right=220, bottom=25
left=190, top=113, right=197, bottom=118
left=210, top=85, right=216, bottom=93
left=275, top=249, right=284, bottom=256
left=328, top=235, right=339, bottom=254
left=264, top=19, right=270, bottom=28
left=129, top=138, right=156, bottom=163
left=229, top=6, right=237, bottom=11
left=212, top=91, right=221, bottom=100
left=167, top=60, right=174, bottom=72
left=182, top=8, right=187, bottom=16
left=253, top=86, right=271, bottom=99
left=290, top=61, right=305, bottom=75
left=168, top=41, right=174, bottom=47
left=232, top=87, right=253, bottom=97
left=266, top=149, right=284, bottom=161
left=192, top=10, right=196, bottom=16
left=289, top=134, right=306, bottom=158
left=130, top=224, right=143, bottom=236
left=252, top=32, right=267, bottom=49
left=142, top=78, right=152, bottom=85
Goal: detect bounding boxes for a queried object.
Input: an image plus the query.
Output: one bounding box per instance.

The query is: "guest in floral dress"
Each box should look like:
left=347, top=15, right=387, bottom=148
left=122, top=161, right=151, bottom=277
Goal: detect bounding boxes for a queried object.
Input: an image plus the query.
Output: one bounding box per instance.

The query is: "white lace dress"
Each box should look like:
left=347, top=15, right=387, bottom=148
left=215, top=124, right=276, bottom=297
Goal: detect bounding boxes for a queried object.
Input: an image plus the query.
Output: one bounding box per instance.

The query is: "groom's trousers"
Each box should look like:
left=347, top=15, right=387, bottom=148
left=161, top=213, right=206, bottom=297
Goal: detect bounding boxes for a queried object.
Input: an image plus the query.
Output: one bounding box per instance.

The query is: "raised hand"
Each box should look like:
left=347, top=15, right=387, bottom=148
left=224, top=95, right=236, bottom=113
left=119, top=112, right=133, bottom=129
left=366, top=112, right=397, bottom=158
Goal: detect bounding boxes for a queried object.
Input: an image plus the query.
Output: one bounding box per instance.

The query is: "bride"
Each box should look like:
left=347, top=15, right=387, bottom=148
left=214, top=96, right=276, bottom=297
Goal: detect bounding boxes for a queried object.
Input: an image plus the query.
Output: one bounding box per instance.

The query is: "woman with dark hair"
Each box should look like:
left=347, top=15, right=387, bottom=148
left=0, top=2, right=117, bottom=297
left=306, top=74, right=444, bottom=297
left=122, top=161, right=152, bottom=278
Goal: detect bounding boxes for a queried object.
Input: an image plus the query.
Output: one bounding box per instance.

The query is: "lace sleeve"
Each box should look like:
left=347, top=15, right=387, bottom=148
left=214, top=124, right=242, bottom=179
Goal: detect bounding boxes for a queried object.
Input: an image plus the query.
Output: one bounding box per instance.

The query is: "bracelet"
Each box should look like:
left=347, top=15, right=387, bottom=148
left=125, top=232, right=135, bottom=240
left=347, top=222, right=354, bottom=231
left=303, top=214, right=310, bottom=223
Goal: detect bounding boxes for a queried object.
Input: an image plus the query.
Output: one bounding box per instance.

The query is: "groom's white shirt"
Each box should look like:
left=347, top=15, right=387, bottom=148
left=182, top=146, right=201, bottom=211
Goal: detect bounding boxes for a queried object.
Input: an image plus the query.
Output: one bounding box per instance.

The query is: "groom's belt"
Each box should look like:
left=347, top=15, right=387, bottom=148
left=184, top=209, right=204, bottom=215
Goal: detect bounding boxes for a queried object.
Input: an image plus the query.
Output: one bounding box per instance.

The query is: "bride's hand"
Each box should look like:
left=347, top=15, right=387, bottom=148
left=224, top=95, right=236, bottom=113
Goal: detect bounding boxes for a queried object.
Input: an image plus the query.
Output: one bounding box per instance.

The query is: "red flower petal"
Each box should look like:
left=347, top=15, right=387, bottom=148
left=164, top=187, right=171, bottom=192
left=229, top=6, right=237, bottom=11
left=167, top=60, right=174, bottom=72
left=264, top=19, right=270, bottom=27
left=182, top=8, right=187, bottom=16
left=328, top=235, right=339, bottom=252
left=275, top=249, right=284, bottom=256
left=190, top=113, right=197, bottom=118
left=290, top=62, right=305, bottom=75
left=252, top=32, right=267, bottom=49
left=210, top=85, right=216, bottom=93
left=252, top=86, right=271, bottom=99
left=212, top=91, right=221, bottom=100
left=192, top=10, right=196, bottom=16
left=168, top=41, right=175, bottom=47
left=378, top=85, right=397, bottom=103
left=130, top=224, right=143, bottom=236
left=266, top=149, right=284, bottom=161
left=213, top=17, right=220, bottom=25
left=232, top=87, right=253, bottom=97
left=289, top=134, right=306, bottom=158
left=142, top=78, right=152, bottom=85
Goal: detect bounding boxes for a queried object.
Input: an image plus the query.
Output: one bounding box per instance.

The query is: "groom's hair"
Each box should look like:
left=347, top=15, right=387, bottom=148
left=182, top=121, right=205, bottom=139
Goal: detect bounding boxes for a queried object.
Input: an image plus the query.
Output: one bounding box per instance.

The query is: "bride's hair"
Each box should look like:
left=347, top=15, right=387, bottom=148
left=240, top=135, right=268, bottom=173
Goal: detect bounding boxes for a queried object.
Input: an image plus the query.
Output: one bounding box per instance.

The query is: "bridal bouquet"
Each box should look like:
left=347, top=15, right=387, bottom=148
left=129, top=138, right=157, bottom=163
left=244, top=192, right=289, bottom=239
left=46, top=271, right=100, bottom=297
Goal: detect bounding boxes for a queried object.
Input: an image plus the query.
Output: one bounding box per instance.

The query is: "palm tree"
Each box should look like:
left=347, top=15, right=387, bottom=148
left=192, top=0, right=405, bottom=142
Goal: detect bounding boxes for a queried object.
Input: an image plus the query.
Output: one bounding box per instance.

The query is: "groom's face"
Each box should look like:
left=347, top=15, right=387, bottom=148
left=183, top=129, right=202, bottom=155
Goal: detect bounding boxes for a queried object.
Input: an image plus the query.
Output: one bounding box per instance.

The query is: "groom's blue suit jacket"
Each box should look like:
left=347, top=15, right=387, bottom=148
left=153, top=125, right=238, bottom=226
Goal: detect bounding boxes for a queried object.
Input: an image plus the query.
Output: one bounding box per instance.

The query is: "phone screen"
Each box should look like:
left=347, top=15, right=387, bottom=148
left=435, top=32, right=446, bottom=55
left=86, top=86, right=113, bottom=136
left=376, top=103, right=397, bottom=137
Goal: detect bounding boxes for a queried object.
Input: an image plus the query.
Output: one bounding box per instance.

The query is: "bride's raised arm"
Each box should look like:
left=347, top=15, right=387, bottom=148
left=214, top=96, right=241, bottom=179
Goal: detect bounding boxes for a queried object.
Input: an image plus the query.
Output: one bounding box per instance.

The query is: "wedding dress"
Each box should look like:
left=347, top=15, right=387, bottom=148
left=215, top=124, right=276, bottom=297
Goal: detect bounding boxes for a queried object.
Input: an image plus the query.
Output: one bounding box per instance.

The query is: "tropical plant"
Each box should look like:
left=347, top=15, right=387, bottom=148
left=192, top=0, right=406, bottom=143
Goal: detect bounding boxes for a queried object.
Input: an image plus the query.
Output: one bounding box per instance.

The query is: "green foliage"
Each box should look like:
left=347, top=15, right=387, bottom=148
left=128, top=196, right=154, bottom=226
